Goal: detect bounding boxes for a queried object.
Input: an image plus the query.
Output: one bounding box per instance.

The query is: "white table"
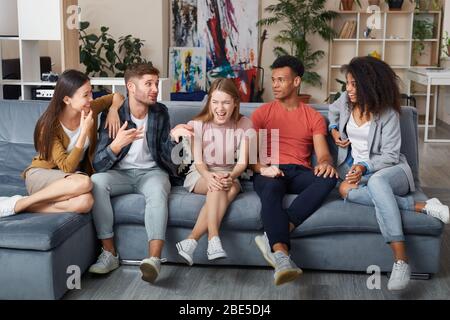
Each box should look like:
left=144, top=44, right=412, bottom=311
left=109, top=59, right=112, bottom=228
left=407, top=68, right=450, bottom=143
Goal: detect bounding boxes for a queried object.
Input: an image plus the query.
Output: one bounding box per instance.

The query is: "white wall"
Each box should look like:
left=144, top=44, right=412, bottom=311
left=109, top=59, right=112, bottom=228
left=0, top=0, right=19, bottom=60
left=0, top=0, right=18, bottom=36
left=78, top=0, right=169, bottom=76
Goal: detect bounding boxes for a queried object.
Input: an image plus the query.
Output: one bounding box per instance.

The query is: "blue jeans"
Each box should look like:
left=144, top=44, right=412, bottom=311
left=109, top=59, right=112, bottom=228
left=343, top=165, right=414, bottom=243
left=91, top=168, right=170, bottom=241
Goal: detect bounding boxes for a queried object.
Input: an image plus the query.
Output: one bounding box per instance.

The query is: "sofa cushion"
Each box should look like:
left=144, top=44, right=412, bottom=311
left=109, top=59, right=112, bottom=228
left=0, top=101, right=48, bottom=181
left=289, top=189, right=443, bottom=238
left=113, top=186, right=263, bottom=231
left=0, top=213, right=93, bottom=251
left=0, top=179, right=27, bottom=197
left=112, top=185, right=442, bottom=237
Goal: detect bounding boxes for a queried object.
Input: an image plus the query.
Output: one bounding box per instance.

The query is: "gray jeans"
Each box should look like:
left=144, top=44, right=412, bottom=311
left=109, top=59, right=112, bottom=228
left=91, top=168, right=170, bottom=241
left=344, top=164, right=415, bottom=243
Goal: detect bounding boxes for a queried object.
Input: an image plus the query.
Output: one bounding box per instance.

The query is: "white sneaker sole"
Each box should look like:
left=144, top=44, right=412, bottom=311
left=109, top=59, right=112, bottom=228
left=207, top=251, right=227, bottom=260
left=88, top=263, right=119, bottom=274
left=255, top=236, right=276, bottom=268
left=176, top=242, right=194, bottom=266
left=274, top=268, right=303, bottom=286
left=387, top=281, right=410, bottom=291
left=140, top=262, right=158, bottom=283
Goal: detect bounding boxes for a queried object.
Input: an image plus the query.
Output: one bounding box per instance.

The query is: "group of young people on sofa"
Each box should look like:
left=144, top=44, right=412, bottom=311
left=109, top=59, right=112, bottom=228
left=0, top=55, right=448, bottom=291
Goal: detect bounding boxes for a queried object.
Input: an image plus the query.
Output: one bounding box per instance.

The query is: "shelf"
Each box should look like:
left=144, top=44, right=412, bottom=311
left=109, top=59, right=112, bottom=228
left=330, top=64, right=411, bottom=69
left=412, top=39, right=439, bottom=42
left=22, top=81, right=57, bottom=86
left=411, top=93, right=435, bottom=96
left=385, top=39, right=411, bottom=42
left=90, top=77, right=126, bottom=86
left=0, top=36, right=19, bottom=40
left=328, top=8, right=442, bottom=101
left=0, top=80, right=21, bottom=85
left=412, top=65, right=441, bottom=69
left=386, top=11, right=414, bottom=14
left=359, top=39, right=384, bottom=42
left=414, top=11, right=441, bottom=14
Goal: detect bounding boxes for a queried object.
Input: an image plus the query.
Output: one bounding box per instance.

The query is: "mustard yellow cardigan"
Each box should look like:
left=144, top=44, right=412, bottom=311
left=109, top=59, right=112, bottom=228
left=23, top=94, right=116, bottom=177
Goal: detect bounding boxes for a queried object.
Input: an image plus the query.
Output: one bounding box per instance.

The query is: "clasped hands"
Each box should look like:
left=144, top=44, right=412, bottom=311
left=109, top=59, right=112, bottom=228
left=206, top=172, right=235, bottom=192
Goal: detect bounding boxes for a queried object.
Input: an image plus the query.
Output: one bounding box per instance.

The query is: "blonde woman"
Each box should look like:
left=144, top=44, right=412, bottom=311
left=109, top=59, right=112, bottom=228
left=176, top=78, right=254, bottom=265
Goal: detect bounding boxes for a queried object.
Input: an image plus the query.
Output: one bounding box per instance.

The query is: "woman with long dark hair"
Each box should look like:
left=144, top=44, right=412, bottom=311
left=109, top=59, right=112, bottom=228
left=0, top=69, right=124, bottom=218
left=329, top=56, right=449, bottom=291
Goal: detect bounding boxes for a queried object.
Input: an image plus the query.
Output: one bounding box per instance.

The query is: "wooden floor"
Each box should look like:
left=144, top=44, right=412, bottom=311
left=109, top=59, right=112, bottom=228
left=64, top=124, right=450, bottom=300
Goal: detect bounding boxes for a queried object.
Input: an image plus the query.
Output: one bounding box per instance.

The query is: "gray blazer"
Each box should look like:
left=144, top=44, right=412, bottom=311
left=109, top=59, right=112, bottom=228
left=328, top=92, right=415, bottom=192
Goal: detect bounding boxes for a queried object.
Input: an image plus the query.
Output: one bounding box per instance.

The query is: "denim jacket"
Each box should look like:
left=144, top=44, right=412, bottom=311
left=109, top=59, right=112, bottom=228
left=93, top=98, right=178, bottom=175
left=328, top=92, right=415, bottom=192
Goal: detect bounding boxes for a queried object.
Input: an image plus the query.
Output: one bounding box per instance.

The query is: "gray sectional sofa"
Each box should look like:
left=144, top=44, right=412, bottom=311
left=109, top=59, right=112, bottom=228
left=0, top=98, right=444, bottom=300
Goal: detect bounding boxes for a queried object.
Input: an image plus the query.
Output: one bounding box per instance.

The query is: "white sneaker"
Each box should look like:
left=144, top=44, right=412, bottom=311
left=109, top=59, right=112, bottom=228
left=207, top=236, right=227, bottom=260
left=424, top=200, right=449, bottom=224
left=176, top=238, right=198, bottom=266
left=273, top=251, right=303, bottom=286
left=388, top=260, right=411, bottom=291
left=426, top=198, right=442, bottom=205
left=140, top=257, right=166, bottom=283
left=0, top=195, right=24, bottom=218
left=255, top=233, right=276, bottom=268
left=88, top=248, right=120, bottom=274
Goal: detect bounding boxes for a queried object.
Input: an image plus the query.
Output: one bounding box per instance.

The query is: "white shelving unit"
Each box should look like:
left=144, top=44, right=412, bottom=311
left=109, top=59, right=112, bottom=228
left=328, top=5, right=443, bottom=123
left=0, top=0, right=79, bottom=100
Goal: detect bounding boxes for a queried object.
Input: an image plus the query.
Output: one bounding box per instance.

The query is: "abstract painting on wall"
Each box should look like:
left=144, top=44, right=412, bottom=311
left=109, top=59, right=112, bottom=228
left=198, top=0, right=258, bottom=101
left=169, top=47, right=206, bottom=93
left=171, top=0, right=199, bottom=47
left=170, top=0, right=259, bottom=101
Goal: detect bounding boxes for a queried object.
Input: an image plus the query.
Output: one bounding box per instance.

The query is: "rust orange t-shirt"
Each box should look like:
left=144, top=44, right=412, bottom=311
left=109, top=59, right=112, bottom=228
left=251, top=100, right=327, bottom=168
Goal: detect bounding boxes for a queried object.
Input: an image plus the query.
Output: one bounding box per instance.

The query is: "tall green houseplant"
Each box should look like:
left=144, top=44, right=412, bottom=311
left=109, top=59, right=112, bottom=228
left=79, top=21, right=150, bottom=77
left=257, top=0, right=338, bottom=88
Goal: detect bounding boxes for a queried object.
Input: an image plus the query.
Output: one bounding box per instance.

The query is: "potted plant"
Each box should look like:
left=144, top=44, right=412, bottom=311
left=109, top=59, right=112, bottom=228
left=442, top=31, right=450, bottom=58
left=257, top=0, right=338, bottom=102
left=440, top=31, right=450, bottom=68
left=383, top=0, right=414, bottom=11
left=340, top=0, right=361, bottom=11
left=79, top=21, right=150, bottom=78
left=412, top=18, right=435, bottom=65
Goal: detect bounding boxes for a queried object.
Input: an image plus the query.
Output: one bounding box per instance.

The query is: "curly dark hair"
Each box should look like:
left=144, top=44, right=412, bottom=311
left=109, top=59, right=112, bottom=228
left=271, top=55, right=305, bottom=78
left=341, top=56, right=401, bottom=116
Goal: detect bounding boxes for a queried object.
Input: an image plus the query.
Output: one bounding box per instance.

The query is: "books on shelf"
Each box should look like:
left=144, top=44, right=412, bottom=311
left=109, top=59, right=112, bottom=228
left=339, top=20, right=357, bottom=39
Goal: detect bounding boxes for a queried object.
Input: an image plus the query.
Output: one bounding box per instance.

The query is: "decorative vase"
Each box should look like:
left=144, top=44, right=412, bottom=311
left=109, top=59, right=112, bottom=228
left=368, top=0, right=380, bottom=6
left=418, top=0, right=431, bottom=11
left=441, top=57, right=450, bottom=69
left=340, top=0, right=354, bottom=11
left=387, top=0, right=404, bottom=11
